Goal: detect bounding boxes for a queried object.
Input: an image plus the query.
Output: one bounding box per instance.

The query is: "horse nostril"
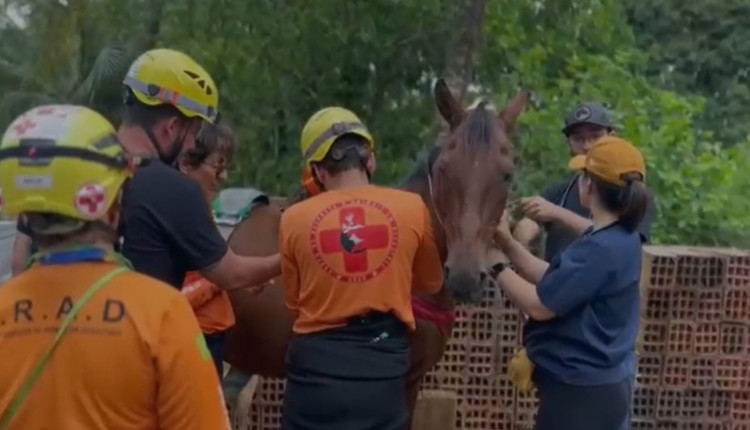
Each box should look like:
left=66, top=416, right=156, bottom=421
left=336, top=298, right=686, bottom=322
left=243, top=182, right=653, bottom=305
left=443, top=266, right=451, bottom=279
left=480, top=271, right=488, bottom=282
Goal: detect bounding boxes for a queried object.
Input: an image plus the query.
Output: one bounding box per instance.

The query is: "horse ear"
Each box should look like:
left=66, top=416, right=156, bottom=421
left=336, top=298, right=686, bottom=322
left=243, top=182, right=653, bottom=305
left=499, top=90, right=530, bottom=132
left=434, top=78, right=463, bottom=129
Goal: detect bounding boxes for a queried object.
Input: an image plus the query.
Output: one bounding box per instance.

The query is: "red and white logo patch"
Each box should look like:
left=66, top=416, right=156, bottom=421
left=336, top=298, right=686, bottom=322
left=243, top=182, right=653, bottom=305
left=74, top=183, right=107, bottom=217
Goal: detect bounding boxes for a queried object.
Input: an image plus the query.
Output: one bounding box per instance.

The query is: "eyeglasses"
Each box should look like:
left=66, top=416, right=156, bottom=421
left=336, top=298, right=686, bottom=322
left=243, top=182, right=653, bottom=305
left=202, top=159, right=229, bottom=176
left=568, top=130, right=607, bottom=146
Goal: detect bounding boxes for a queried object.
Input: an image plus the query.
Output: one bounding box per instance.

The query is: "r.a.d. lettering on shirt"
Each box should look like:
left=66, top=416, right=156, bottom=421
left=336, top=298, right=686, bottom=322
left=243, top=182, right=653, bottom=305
left=8, top=297, right=126, bottom=324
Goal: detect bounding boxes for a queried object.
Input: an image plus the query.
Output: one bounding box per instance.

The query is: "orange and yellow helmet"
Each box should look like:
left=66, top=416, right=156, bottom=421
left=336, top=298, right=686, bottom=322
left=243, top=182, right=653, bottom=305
left=123, top=48, right=219, bottom=123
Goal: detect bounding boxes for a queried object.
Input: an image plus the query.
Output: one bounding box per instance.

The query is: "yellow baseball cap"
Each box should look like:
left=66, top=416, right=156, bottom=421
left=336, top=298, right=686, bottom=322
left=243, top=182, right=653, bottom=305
left=568, top=136, right=645, bottom=186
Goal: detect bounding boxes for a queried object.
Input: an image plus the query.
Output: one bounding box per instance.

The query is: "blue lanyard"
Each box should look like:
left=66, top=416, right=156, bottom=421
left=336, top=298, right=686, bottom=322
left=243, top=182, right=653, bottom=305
left=27, top=246, right=133, bottom=269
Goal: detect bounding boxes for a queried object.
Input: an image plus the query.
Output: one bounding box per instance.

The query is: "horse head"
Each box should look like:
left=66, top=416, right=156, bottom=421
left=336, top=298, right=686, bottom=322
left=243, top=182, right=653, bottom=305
left=430, top=78, right=528, bottom=303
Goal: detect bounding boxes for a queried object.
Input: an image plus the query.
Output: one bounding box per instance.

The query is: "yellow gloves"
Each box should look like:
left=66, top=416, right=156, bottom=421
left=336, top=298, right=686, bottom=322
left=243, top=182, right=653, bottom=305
left=508, top=347, right=536, bottom=393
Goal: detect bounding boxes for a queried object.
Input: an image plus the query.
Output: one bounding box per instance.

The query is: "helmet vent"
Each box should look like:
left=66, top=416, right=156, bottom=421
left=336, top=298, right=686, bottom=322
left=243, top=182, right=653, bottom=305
left=183, top=70, right=213, bottom=96
left=183, top=70, right=200, bottom=79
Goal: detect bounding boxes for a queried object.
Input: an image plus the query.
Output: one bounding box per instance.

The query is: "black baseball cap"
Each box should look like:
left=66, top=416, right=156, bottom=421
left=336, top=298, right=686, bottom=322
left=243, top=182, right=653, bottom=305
left=562, top=102, right=613, bottom=135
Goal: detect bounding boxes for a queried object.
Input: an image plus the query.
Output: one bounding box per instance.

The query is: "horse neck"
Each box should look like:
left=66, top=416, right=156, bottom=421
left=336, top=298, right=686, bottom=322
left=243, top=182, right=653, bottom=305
left=399, top=171, right=456, bottom=311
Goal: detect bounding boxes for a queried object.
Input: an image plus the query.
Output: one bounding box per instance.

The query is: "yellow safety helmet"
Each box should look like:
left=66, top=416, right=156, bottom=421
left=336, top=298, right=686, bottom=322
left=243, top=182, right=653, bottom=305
left=300, top=107, right=374, bottom=165
left=123, top=48, right=219, bottom=123
left=0, top=105, right=134, bottom=221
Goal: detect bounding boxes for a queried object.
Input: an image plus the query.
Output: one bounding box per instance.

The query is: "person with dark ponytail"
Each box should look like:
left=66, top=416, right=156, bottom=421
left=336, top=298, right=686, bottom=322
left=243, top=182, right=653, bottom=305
left=491, top=136, right=649, bottom=430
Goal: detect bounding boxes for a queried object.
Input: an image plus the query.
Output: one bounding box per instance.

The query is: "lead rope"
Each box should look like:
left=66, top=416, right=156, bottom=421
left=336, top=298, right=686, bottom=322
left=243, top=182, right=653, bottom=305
left=427, top=169, right=446, bottom=230
left=0, top=266, right=129, bottom=429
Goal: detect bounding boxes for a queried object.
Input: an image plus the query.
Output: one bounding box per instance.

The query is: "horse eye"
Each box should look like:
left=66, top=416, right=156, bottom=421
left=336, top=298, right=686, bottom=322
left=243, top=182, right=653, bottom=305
left=502, top=173, right=513, bottom=184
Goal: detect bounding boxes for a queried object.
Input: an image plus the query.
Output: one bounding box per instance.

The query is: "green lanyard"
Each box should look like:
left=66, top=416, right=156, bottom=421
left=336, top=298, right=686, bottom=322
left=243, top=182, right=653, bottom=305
left=0, top=265, right=129, bottom=429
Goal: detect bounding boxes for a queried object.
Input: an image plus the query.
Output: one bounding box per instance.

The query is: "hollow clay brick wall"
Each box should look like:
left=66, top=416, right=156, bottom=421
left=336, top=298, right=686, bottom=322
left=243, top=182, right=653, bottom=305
left=239, top=246, right=750, bottom=430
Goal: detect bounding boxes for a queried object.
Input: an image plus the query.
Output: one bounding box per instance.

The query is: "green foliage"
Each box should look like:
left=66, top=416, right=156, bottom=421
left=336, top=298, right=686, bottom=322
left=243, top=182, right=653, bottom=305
left=0, top=0, right=748, bottom=247
left=624, top=0, right=750, bottom=147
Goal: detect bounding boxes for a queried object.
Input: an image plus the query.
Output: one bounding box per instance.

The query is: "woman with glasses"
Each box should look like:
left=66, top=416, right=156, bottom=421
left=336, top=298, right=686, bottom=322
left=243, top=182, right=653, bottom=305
left=178, top=123, right=237, bottom=378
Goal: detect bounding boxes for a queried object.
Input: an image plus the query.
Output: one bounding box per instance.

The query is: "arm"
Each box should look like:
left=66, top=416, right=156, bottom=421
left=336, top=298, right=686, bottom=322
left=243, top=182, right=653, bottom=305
left=497, top=239, right=613, bottom=321
left=551, top=207, right=593, bottom=236
left=279, top=216, right=300, bottom=318
left=181, top=272, right=221, bottom=309
left=513, top=183, right=561, bottom=247
left=156, top=296, right=231, bottom=430
left=512, top=218, right=540, bottom=248
left=202, top=251, right=281, bottom=291
left=153, top=174, right=281, bottom=290
left=495, top=268, right=554, bottom=321
left=412, top=204, right=444, bottom=294
left=500, top=236, right=549, bottom=285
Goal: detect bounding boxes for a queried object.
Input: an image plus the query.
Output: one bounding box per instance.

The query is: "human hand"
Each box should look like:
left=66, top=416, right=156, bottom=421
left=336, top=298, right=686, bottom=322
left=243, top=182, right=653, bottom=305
left=247, top=278, right=275, bottom=296
left=520, top=196, right=560, bottom=223
left=493, top=210, right=514, bottom=249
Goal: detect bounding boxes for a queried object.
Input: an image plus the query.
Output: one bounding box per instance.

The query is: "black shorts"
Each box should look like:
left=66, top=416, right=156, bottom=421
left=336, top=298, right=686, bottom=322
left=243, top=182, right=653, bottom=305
left=535, top=375, right=633, bottom=430
left=281, top=312, right=410, bottom=430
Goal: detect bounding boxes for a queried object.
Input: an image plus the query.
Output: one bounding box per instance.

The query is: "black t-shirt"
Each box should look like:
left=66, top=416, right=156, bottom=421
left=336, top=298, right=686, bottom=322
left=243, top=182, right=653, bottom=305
left=540, top=175, right=656, bottom=262
left=120, top=161, right=228, bottom=288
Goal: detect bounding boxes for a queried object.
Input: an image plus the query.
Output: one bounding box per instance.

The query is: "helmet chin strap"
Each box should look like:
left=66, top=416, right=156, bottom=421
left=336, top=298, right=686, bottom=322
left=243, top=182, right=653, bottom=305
left=140, top=123, right=187, bottom=166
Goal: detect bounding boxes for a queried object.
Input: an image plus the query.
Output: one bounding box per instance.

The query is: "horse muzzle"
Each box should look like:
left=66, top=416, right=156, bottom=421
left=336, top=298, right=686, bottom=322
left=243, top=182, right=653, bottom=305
left=442, top=265, right=486, bottom=304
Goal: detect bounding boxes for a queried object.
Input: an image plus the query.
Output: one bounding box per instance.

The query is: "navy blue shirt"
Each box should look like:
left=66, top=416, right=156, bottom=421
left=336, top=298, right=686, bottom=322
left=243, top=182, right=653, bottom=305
left=523, top=222, right=641, bottom=386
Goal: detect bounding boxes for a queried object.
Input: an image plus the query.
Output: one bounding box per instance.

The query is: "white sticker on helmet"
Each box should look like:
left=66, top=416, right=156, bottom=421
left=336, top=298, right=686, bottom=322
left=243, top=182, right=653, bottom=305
left=15, top=175, right=52, bottom=189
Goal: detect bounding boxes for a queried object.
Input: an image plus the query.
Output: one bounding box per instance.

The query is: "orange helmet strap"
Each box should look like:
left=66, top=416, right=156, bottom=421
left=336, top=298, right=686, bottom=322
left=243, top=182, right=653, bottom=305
left=301, top=167, right=323, bottom=197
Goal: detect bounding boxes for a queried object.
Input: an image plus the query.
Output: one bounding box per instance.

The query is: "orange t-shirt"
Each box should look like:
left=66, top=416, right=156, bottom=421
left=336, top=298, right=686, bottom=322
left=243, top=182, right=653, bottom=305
left=181, top=271, right=235, bottom=334
left=279, top=185, right=443, bottom=334
left=0, top=263, right=231, bottom=430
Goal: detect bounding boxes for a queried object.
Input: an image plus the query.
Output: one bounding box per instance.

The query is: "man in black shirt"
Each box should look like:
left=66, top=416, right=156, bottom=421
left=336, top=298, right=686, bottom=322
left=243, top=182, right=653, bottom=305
left=513, top=102, right=655, bottom=261
left=117, top=48, right=280, bottom=290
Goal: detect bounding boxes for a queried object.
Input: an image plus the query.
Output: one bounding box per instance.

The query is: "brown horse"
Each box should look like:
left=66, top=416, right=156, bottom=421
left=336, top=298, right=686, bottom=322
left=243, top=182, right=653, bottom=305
left=223, top=78, right=528, bottom=428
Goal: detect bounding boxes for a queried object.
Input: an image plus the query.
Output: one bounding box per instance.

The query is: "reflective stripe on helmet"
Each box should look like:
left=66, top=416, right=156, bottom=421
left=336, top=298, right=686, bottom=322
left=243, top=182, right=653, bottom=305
left=123, top=76, right=218, bottom=122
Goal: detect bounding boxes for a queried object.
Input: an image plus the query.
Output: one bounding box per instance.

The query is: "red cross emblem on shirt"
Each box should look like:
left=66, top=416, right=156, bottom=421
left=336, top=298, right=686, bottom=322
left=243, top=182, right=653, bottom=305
left=310, top=200, right=399, bottom=283
left=318, top=207, right=389, bottom=273
left=74, top=184, right=106, bottom=216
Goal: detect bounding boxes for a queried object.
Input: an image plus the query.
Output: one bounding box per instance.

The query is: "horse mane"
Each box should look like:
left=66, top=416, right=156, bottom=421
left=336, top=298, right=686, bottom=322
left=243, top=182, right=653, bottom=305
left=398, top=145, right=441, bottom=189
left=461, top=101, right=501, bottom=152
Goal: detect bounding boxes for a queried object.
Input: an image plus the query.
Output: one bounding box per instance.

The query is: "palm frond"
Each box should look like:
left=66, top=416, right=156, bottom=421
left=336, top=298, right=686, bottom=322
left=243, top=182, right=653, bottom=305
left=0, top=91, right=58, bottom=130
left=71, top=43, right=137, bottom=105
